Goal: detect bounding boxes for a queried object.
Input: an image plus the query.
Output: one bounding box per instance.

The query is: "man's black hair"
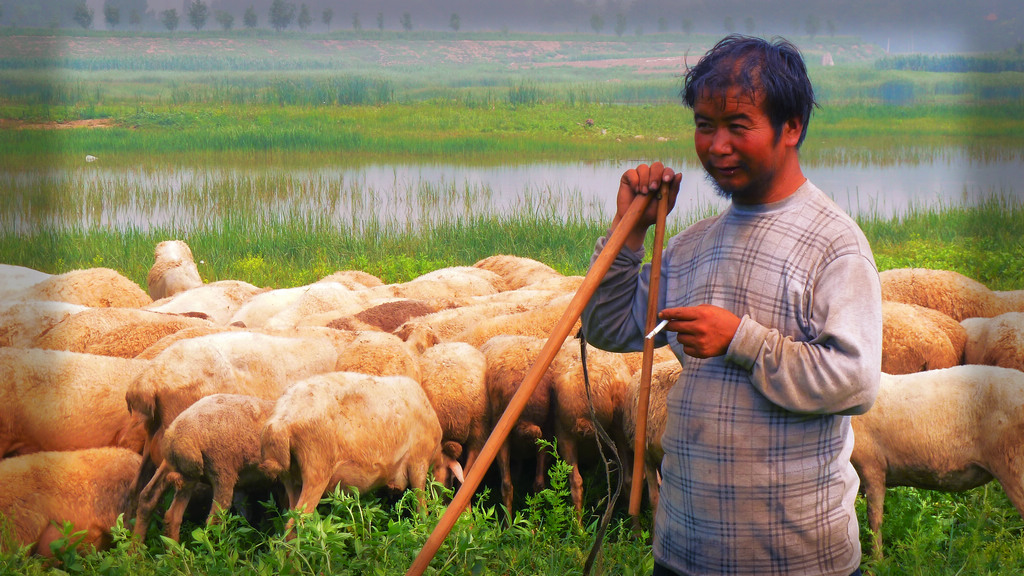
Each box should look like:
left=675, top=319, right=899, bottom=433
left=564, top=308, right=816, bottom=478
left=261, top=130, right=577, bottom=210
left=681, top=34, right=818, bottom=147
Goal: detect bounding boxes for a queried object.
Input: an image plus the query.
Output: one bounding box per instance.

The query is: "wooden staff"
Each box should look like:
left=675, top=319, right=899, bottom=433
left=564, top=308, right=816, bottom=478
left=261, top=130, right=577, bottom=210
left=628, top=185, right=670, bottom=521
left=405, top=189, right=658, bottom=576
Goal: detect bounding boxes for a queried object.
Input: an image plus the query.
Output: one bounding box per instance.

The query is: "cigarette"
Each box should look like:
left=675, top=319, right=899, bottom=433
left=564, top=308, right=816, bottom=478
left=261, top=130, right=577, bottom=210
left=645, top=319, right=670, bottom=340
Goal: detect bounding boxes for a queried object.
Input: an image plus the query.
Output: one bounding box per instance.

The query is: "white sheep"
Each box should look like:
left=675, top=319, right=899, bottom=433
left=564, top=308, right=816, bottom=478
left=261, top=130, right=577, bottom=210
left=258, top=372, right=461, bottom=535
left=367, top=265, right=506, bottom=299
left=418, top=342, right=489, bottom=484
left=880, top=300, right=966, bottom=374
left=146, top=240, right=203, bottom=301
left=145, top=280, right=268, bottom=325
left=228, top=285, right=312, bottom=328
left=31, top=306, right=213, bottom=358
left=961, top=312, right=1024, bottom=371
left=10, top=267, right=152, bottom=308
left=0, top=348, right=149, bottom=459
left=549, top=339, right=635, bottom=516
left=851, top=365, right=1024, bottom=557
left=134, top=324, right=242, bottom=360
left=393, top=299, right=531, bottom=353
left=315, top=269, right=384, bottom=289
left=0, top=263, right=51, bottom=301
left=622, top=360, right=682, bottom=515
left=132, top=394, right=277, bottom=542
left=0, top=447, right=142, bottom=557
left=261, top=281, right=372, bottom=330
left=880, top=267, right=1024, bottom=321
left=0, top=300, right=88, bottom=348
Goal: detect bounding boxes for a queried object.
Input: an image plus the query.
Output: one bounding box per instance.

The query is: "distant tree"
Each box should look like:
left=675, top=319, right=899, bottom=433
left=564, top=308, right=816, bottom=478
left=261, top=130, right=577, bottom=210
left=215, top=10, right=233, bottom=30
left=614, top=13, right=626, bottom=37
left=449, top=12, right=459, bottom=33
left=72, top=0, right=94, bottom=29
left=400, top=11, right=411, bottom=32
left=321, top=7, right=332, bottom=31
left=590, top=13, right=603, bottom=34
left=297, top=3, right=311, bottom=30
left=827, top=19, right=836, bottom=37
left=724, top=16, right=735, bottom=33
left=352, top=11, right=360, bottom=30
left=681, top=17, right=693, bottom=35
left=129, top=9, right=141, bottom=29
left=160, top=8, right=179, bottom=32
left=376, top=11, right=383, bottom=32
left=243, top=5, right=257, bottom=28
left=744, top=16, right=755, bottom=34
left=657, top=16, right=667, bottom=33
left=103, top=1, right=119, bottom=29
left=805, top=13, right=820, bottom=38
left=269, top=0, right=295, bottom=31
left=187, top=0, right=208, bottom=31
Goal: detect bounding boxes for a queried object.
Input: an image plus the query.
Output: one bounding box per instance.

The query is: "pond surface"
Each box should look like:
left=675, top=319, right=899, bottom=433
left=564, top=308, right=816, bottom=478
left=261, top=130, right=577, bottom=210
left=2, top=148, right=1021, bottom=234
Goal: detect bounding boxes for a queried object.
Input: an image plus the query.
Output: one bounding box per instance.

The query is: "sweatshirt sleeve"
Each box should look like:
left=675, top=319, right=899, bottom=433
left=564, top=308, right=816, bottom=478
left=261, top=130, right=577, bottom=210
left=725, top=252, right=882, bottom=415
left=580, top=234, right=656, bottom=354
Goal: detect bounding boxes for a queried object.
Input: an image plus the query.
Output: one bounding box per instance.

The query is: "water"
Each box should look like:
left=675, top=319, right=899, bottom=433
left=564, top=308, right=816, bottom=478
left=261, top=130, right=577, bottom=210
left=2, top=149, right=1021, bottom=233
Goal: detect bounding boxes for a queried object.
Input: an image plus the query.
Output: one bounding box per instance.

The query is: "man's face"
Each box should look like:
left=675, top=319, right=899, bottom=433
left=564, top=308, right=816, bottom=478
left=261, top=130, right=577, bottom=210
left=692, top=86, right=795, bottom=204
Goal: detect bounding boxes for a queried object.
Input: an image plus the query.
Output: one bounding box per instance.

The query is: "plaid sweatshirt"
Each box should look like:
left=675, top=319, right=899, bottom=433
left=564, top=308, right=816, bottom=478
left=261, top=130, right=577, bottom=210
left=582, top=181, right=882, bottom=576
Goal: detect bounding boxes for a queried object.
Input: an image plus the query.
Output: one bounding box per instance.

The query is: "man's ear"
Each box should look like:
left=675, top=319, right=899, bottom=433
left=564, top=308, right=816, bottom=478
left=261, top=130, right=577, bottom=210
left=783, top=116, right=803, bottom=147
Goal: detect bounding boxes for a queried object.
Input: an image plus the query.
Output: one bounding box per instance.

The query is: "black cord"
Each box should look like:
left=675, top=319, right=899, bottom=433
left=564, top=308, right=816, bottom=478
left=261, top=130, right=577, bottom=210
left=578, top=329, right=624, bottom=576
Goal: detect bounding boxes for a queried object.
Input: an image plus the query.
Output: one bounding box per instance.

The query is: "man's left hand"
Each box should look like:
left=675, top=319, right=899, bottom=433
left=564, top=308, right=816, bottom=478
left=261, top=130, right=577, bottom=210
left=661, top=304, right=741, bottom=359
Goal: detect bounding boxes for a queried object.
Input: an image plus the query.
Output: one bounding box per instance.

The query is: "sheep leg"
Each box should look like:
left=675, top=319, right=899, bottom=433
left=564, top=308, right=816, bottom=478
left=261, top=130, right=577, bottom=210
left=132, top=461, right=173, bottom=540
left=163, top=478, right=196, bottom=542
left=861, top=475, right=887, bottom=559
left=532, top=443, right=549, bottom=495
left=207, top=471, right=239, bottom=526
left=498, top=440, right=514, bottom=518
left=284, top=470, right=332, bottom=539
left=127, top=439, right=158, bottom=517
left=564, top=438, right=585, bottom=519
left=645, top=459, right=661, bottom=516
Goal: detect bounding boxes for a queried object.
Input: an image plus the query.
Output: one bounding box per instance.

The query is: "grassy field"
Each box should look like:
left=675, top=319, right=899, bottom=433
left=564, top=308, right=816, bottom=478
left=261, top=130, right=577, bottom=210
left=2, top=29, right=1024, bottom=576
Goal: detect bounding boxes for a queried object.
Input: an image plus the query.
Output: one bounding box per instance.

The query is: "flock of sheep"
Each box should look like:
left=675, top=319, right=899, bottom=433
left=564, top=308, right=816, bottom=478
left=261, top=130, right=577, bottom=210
left=1, top=239, right=1023, bottom=560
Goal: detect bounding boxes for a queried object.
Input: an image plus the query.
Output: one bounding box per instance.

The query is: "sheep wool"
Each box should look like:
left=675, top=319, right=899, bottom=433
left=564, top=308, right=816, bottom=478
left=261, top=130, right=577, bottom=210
left=0, top=447, right=142, bottom=557
left=880, top=300, right=967, bottom=374
left=961, top=311, right=1024, bottom=371
left=0, top=300, right=88, bottom=348
left=11, top=267, right=152, bottom=308
left=851, top=364, right=1024, bottom=558
left=32, top=306, right=214, bottom=358
left=0, top=348, right=149, bottom=458
left=133, top=394, right=277, bottom=542
left=146, top=240, right=203, bottom=301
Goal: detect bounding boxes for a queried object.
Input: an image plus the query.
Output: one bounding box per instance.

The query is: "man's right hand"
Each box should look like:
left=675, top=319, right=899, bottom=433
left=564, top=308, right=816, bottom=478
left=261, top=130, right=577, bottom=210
left=611, top=162, right=682, bottom=251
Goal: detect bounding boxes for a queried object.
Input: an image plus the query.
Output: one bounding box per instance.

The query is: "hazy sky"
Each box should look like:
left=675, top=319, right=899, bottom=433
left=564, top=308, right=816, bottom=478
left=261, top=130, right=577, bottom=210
left=21, top=0, right=1024, bottom=53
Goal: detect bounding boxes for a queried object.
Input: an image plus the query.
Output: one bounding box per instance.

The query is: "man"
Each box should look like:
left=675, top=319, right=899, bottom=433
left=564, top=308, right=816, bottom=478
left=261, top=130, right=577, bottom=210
left=581, top=35, right=882, bottom=576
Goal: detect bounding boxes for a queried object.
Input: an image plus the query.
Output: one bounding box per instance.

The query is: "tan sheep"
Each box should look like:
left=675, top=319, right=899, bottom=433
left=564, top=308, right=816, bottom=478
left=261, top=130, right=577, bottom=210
left=315, top=269, right=384, bottom=289
left=471, top=254, right=563, bottom=290
left=851, top=365, right=1024, bottom=558
left=622, top=360, right=682, bottom=515
left=0, top=300, right=88, bottom=348
left=879, top=267, right=1024, bottom=321
left=321, top=298, right=444, bottom=333
left=32, top=306, right=214, bottom=358
left=10, top=267, right=151, bottom=308
left=480, top=334, right=563, bottom=515
left=146, top=240, right=203, bottom=301
left=0, top=263, right=51, bottom=301
left=549, top=339, right=635, bottom=515
left=259, top=372, right=460, bottom=535
left=124, top=330, right=346, bottom=505
left=0, top=447, right=142, bottom=557
left=457, top=293, right=579, bottom=348
left=0, top=348, right=148, bottom=459
left=393, top=299, right=531, bottom=353
left=880, top=300, right=967, bottom=374
left=261, top=281, right=371, bottom=330
left=961, top=312, right=1024, bottom=371
left=357, top=266, right=505, bottom=303
left=134, top=324, right=243, bottom=360
left=228, top=285, right=312, bottom=328
left=418, top=342, right=489, bottom=484
left=132, top=394, right=277, bottom=542
left=145, top=280, right=268, bottom=325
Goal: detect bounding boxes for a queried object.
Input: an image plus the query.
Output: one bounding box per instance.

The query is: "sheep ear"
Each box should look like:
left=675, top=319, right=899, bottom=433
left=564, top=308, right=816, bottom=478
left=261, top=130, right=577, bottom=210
left=449, top=460, right=465, bottom=485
